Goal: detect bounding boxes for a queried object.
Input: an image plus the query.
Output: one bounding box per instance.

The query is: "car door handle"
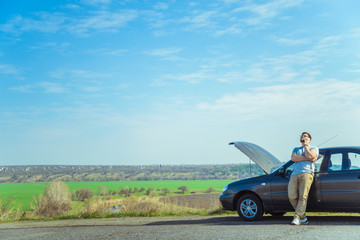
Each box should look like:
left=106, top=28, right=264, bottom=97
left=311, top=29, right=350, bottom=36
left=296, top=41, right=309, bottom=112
left=358, top=176, right=360, bottom=179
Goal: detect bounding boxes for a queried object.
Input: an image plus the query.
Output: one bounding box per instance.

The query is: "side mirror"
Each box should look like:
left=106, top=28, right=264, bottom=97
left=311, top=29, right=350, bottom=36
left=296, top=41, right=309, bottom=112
left=277, top=167, right=285, bottom=176
left=276, top=167, right=292, bottom=178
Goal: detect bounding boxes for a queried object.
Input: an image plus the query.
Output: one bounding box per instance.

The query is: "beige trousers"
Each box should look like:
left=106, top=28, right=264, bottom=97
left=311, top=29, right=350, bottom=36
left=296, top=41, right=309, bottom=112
left=288, top=173, right=314, bottom=219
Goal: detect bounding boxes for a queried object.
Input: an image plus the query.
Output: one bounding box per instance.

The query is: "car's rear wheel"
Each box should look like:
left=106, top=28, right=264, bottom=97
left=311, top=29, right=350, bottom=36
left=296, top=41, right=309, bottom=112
left=236, top=194, right=264, bottom=221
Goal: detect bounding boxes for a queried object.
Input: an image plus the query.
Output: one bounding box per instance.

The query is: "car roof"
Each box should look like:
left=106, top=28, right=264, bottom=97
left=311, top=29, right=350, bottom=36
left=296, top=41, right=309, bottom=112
left=319, top=146, right=360, bottom=151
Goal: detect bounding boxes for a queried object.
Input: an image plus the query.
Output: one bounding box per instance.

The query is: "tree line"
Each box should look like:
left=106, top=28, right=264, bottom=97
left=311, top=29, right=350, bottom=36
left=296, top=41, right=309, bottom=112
left=0, top=164, right=264, bottom=183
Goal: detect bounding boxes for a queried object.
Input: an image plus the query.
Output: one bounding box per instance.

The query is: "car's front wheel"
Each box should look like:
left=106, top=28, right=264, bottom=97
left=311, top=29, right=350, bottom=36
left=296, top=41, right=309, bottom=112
left=236, top=194, right=264, bottom=221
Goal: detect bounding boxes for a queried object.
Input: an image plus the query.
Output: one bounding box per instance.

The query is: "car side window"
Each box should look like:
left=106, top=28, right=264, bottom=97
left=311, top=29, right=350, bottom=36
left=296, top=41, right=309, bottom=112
left=348, top=152, right=360, bottom=170
left=328, top=153, right=342, bottom=171
left=328, top=150, right=360, bottom=171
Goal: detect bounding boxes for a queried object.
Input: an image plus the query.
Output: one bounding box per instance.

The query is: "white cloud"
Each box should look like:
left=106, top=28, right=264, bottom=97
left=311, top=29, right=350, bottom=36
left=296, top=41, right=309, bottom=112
left=0, top=0, right=306, bottom=37
left=217, top=71, right=243, bottom=83
left=62, top=4, right=82, bottom=9
left=154, top=2, right=169, bottom=10
left=0, top=13, right=67, bottom=34
left=242, top=32, right=351, bottom=83
left=94, top=49, right=128, bottom=56
left=270, top=36, right=310, bottom=46
left=29, top=41, right=71, bottom=55
left=214, top=25, right=242, bottom=36
left=0, top=64, right=19, bottom=74
left=183, top=10, right=218, bottom=30
left=144, top=47, right=183, bottom=60
left=10, top=85, right=33, bottom=93
left=315, top=35, right=343, bottom=51
left=81, top=86, right=101, bottom=92
left=0, top=9, right=137, bottom=36
left=49, top=69, right=111, bottom=79
left=162, top=69, right=214, bottom=84
left=39, top=82, right=66, bottom=93
left=149, top=30, right=350, bottom=86
left=197, top=80, right=360, bottom=122
left=68, top=10, right=138, bottom=34
left=233, top=0, right=304, bottom=24
left=80, top=0, right=112, bottom=5
left=11, top=82, right=67, bottom=93
left=160, top=0, right=306, bottom=36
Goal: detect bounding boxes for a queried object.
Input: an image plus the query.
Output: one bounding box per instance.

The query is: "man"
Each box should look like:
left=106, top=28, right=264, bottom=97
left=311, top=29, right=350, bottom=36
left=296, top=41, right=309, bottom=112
left=288, top=132, right=319, bottom=225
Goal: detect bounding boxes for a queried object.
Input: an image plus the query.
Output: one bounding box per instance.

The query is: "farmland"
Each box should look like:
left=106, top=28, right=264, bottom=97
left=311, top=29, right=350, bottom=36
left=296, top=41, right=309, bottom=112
left=0, top=180, right=230, bottom=210
left=0, top=164, right=262, bottom=217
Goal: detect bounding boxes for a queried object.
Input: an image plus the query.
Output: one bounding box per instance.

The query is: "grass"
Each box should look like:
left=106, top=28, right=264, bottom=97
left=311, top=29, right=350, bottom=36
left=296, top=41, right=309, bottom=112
left=0, top=191, right=229, bottom=222
left=0, top=182, right=51, bottom=210
left=0, top=180, right=230, bottom=210
left=3, top=180, right=358, bottom=222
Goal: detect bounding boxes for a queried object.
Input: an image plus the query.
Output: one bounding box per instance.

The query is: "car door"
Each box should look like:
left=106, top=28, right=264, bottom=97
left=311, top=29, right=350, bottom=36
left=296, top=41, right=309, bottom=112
left=270, top=152, right=325, bottom=208
left=269, top=162, right=294, bottom=208
left=318, top=149, right=360, bottom=208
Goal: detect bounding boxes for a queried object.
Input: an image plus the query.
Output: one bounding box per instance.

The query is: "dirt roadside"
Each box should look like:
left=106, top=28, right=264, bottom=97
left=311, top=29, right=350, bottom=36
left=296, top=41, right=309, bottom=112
left=0, top=215, right=359, bottom=229
left=0, top=215, right=359, bottom=240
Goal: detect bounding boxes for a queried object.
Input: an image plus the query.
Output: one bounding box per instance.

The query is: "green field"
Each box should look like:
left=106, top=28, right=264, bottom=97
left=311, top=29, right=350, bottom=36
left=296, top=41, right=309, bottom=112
left=0, top=180, right=231, bottom=210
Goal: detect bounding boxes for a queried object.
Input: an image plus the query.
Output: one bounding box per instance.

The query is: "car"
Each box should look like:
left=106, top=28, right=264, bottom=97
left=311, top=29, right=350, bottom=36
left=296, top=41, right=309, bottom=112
left=219, top=141, right=360, bottom=221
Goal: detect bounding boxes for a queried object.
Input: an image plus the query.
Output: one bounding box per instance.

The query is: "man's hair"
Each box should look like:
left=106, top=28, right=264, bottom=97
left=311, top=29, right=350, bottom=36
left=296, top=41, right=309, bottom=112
left=302, top=131, right=312, bottom=140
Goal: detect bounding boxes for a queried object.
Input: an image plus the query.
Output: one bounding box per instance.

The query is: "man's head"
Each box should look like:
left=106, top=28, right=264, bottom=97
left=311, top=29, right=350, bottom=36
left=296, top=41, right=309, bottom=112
left=300, top=132, right=312, bottom=143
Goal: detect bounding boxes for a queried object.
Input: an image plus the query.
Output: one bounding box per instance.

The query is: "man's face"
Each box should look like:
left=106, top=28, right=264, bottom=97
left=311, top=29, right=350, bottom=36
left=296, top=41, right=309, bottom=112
left=300, top=133, right=310, bottom=142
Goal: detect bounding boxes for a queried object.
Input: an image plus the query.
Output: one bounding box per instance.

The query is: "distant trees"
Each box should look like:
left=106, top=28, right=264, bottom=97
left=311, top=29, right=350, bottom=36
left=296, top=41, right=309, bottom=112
left=33, top=181, right=72, bottom=217
left=119, top=187, right=132, bottom=197
left=72, top=185, right=209, bottom=198
left=205, top=187, right=216, bottom=193
left=145, top=187, right=154, bottom=195
left=178, top=186, right=187, bottom=194
left=97, top=185, right=107, bottom=196
left=0, top=164, right=264, bottom=183
left=75, top=188, right=94, bottom=201
left=162, top=188, right=170, bottom=196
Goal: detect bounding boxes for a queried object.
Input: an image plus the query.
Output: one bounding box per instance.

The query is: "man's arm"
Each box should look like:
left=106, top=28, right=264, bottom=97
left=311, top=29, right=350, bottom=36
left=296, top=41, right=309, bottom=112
left=303, top=145, right=317, bottom=162
left=291, top=152, right=307, bottom=162
left=291, top=147, right=317, bottom=162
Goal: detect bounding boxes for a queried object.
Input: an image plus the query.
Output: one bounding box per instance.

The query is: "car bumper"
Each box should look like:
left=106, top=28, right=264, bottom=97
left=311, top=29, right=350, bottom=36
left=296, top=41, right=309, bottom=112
left=219, top=193, right=235, bottom=211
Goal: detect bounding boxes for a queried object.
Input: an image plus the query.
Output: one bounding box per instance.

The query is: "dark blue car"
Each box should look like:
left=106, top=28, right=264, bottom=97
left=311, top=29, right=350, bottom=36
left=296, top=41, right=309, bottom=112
left=219, top=142, right=360, bottom=221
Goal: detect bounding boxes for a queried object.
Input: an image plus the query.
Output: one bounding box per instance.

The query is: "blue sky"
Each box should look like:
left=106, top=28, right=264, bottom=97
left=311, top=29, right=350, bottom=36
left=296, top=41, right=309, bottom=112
left=1, top=0, right=360, bottom=166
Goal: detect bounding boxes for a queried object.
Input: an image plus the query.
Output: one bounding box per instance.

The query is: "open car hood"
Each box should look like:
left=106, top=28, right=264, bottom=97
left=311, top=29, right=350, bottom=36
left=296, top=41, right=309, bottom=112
left=231, top=141, right=283, bottom=174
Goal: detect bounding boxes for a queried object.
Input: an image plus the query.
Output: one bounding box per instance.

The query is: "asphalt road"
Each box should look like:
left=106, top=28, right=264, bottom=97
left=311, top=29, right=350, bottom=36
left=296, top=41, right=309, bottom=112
left=0, top=215, right=359, bottom=240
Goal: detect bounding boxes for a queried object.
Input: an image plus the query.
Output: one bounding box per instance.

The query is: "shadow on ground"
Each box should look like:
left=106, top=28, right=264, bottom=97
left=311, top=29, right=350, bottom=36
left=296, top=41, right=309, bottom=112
left=146, top=215, right=360, bottom=226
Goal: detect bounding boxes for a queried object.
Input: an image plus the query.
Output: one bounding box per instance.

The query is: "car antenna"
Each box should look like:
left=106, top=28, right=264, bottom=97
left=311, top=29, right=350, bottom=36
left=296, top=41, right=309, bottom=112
left=317, top=135, right=338, bottom=147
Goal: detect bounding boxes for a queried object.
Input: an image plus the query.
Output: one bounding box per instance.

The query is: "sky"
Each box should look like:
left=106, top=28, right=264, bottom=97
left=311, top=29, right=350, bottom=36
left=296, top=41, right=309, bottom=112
left=1, top=0, right=360, bottom=166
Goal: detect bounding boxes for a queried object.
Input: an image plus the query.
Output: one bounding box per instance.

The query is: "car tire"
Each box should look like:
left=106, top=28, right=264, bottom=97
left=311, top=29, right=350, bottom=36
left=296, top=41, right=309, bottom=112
left=236, top=194, right=264, bottom=221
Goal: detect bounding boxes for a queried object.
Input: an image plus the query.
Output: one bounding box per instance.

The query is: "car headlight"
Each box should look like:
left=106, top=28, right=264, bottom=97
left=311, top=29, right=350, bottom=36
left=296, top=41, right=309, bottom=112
left=222, top=184, right=229, bottom=193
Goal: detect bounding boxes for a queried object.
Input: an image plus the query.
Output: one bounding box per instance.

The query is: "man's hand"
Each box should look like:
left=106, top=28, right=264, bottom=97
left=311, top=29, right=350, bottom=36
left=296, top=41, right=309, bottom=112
left=291, top=152, right=306, bottom=162
left=302, top=138, right=310, bottom=148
